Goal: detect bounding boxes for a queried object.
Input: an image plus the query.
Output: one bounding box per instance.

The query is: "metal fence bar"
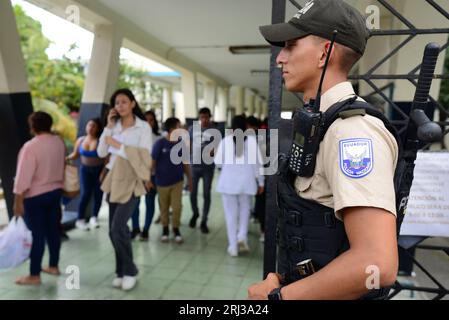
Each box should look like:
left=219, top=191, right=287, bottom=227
left=426, top=0, right=449, bottom=20
left=264, top=0, right=286, bottom=279
left=366, top=35, right=415, bottom=75
left=377, top=0, right=416, bottom=29
left=351, top=74, right=449, bottom=80
left=288, top=0, right=302, bottom=10
left=371, top=29, right=449, bottom=36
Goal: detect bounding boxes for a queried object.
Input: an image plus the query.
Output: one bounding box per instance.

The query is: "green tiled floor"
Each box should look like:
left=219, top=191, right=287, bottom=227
left=0, top=186, right=265, bottom=300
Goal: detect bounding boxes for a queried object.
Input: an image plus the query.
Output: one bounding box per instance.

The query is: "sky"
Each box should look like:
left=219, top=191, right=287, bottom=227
left=11, top=0, right=173, bottom=72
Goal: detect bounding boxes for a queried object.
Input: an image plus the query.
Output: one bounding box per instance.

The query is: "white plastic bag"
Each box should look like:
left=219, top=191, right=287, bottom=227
left=0, top=217, right=33, bottom=270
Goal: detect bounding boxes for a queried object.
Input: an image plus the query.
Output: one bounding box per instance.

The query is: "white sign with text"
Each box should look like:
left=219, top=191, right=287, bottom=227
left=400, top=152, right=449, bottom=238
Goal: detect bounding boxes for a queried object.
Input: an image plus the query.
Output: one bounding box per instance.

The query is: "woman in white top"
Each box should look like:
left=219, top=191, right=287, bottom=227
left=97, top=89, right=153, bottom=291
left=215, top=115, right=265, bottom=257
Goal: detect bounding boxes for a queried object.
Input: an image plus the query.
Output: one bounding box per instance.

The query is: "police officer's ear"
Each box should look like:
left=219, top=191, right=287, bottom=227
left=318, top=40, right=334, bottom=69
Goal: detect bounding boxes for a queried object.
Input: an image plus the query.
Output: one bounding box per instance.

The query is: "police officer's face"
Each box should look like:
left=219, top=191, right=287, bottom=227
left=276, top=36, right=322, bottom=93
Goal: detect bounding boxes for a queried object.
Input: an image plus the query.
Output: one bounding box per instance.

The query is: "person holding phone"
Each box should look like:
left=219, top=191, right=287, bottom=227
left=97, top=89, right=153, bottom=291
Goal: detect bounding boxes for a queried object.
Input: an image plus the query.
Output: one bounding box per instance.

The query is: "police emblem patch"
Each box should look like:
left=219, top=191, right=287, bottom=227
left=339, top=138, right=373, bottom=178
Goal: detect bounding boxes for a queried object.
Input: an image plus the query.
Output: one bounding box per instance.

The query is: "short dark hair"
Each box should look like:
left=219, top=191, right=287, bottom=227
left=246, top=116, right=260, bottom=128
left=29, top=111, right=53, bottom=134
left=199, top=107, right=212, bottom=117
left=338, top=44, right=362, bottom=74
left=164, top=117, right=180, bottom=132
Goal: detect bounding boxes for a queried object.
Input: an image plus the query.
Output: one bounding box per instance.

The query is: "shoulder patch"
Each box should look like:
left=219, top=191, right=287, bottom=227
left=339, top=138, right=373, bottom=179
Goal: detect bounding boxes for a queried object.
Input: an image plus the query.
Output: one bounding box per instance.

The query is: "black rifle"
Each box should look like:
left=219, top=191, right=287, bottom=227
left=395, top=42, right=443, bottom=235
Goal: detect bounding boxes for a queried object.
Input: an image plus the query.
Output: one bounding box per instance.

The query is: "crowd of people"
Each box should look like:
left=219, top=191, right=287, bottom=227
left=12, top=88, right=267, bottom=291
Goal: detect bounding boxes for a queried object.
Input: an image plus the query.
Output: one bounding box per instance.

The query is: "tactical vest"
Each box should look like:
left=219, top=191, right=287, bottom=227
left=276, top=97, right=402, bottom=300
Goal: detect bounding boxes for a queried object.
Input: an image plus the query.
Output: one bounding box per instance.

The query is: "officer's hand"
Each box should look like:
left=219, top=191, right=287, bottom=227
left=257, top=186, right=264, bottom=195
left=247, top=273, right=281, bottom=300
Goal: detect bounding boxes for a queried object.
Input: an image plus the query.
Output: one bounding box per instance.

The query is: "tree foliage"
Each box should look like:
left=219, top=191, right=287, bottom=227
left=14, top=5, right=85, bottom=113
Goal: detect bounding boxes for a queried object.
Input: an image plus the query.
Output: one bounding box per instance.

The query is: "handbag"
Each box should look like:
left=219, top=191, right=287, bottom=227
left=63, top=162, right=80, bottom=198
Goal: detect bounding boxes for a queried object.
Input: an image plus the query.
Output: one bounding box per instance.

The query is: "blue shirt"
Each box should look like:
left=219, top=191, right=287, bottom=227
left=152, top=138, right=184, bottom=187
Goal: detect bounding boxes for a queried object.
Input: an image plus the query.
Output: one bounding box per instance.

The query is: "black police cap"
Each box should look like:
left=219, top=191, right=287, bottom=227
left=259, top=0, right=370, bottom=55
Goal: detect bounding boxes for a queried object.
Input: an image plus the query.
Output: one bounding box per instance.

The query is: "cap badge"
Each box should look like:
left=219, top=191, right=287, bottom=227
left=293, top=0, right=315, bottom=20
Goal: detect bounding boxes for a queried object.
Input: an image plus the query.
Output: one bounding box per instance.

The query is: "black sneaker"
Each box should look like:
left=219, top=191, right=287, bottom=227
left=173, top=228, right=183, bottom=244
left=161, top=227, right=169, bottom=243
left=200, top=222, right=210, bottom=234
left=189, top=215, right=198, bottom=228
left=131, top=228, right=141, bottom=240
left=139, top=230, right=149, bottom=241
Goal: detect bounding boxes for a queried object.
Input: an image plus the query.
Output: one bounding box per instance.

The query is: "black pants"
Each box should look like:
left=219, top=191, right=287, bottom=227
left=24, top=189, right=62, bottom=276
left=108, top=196, right=139, bottom=277
left=190, top=166, right=215, bottom=224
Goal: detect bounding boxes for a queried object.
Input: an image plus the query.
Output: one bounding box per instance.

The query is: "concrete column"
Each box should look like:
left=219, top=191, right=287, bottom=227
left=246, top=89, right=256, bottom=116
left=260, top=101, right=268, bottom=120
left=216, top=87, right=229, bottom=134
left=162, top=87, right=173, bottom=122
left=204, top=81, right=216, bottom=111
left=181, top=70, right=198, bottom=126
left=255, top=96, right=263, bottom=119
left=0, top=0, right=34, bottom=218
left=79, top=24, right=122, bottom=136
left=235, top=86, right=245, bottom=116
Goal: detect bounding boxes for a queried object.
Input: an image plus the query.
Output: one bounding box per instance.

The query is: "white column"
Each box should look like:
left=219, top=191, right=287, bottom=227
left=0, top=0, right=29, bottom=94
left=235, top=86, right=245, bottom=115
left=260, top=101, right=268, bottom=120
left=255, top=96, right=263, bottom=119
left=162, top=87, right=173, bottom=121
left=181, top=70, right=198, bottom=121
left=0, top=0, right=34, bottom=219
left=82, top=24, right=122, bottom=104
left=246, top=90, right=256, bottom=116
left=204, top=81, right=216, bottom=110
left=216, top=87, right=229, bottom=123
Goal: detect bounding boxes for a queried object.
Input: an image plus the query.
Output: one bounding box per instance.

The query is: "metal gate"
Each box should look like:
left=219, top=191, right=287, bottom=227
left=264, top=0, right=449, bottom=300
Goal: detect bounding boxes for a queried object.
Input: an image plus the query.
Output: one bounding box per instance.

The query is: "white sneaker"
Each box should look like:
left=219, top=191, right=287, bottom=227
left=112, top=277, right=123, bottom=288
left=238, top=241, right=250, bottom=253
left=175, top=235, right=184, bottom=244
left=75, top=220, right=90, bottom=231
left=121, top=276, right=137, bottom=291
left=227, top=247, right=238, bottom=257
left=89, top=217, right=99, bottom=229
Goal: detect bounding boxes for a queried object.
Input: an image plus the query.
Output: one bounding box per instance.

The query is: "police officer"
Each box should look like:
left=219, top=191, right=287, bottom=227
left=248, top=0, right=400, bottom=300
